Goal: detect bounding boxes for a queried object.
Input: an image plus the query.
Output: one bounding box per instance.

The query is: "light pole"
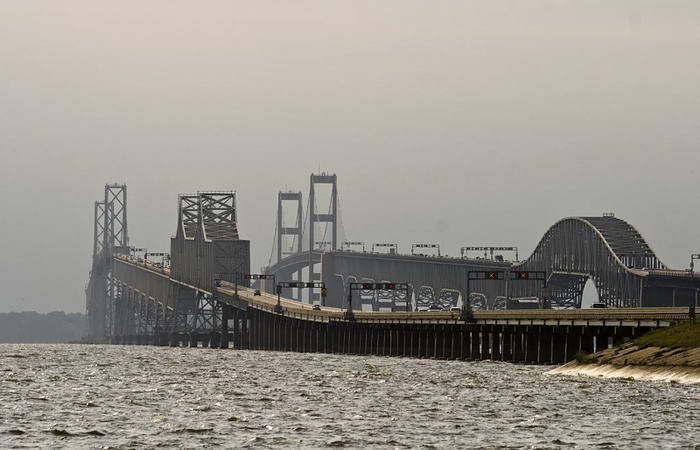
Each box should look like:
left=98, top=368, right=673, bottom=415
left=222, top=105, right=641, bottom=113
left=276, top=284, right=283, bottom=313
left=345, top=288, right=355, bottom=321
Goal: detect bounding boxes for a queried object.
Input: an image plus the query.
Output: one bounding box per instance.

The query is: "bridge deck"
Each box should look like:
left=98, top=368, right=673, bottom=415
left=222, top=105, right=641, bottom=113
left=222, top=284, right=688, bottom=327
left=115, top=255, right=691, bottom=328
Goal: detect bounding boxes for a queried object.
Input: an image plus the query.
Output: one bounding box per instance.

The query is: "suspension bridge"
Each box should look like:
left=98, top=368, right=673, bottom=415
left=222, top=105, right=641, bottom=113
left=85, top=175, right=700, bottom=363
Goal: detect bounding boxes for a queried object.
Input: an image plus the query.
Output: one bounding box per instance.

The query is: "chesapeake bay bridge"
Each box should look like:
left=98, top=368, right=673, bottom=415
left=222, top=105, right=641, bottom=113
left=85, top=175, right=700, bottom=364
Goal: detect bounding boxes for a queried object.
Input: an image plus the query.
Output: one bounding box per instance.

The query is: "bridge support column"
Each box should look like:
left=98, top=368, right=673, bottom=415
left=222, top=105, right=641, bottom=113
left=377, top=323, right=389, bottom=356
left=320, top=321, right=327, bottom=353
left=263, top=312, right=270, bottom=351
left=416, top=325, right=423, bottom=359
left=368, top=323, right=375, bottom=356
left=373, top=324, right=381, bottom=355
left=513, top=327, right=525, bottom=363
left=414, top=324, right=422, bottom=358
left=437, top=324, right=444, bottom=359
left=297, top=319, right=304, bottom=353
left=280, top=315, right=286, bottom=351
left=400, top=326, right=408, bottom=357
left=395, top=325, right=402, bottom=357
left=470, top=326, right=480, bottom=360
left=220, top=305, right=230, bottom=349
left=274, top=316, right=280, bottom=352
left=278, top=315, right=285, bottom=351
left=501, top=327, right=512, bottom=362
left=304, top=320, right=310, bottom=353
left=359, top=323, right=365, bottom=355
left=596, top=326, right=612, bottom=353
left=380, top=324, right=386, bottom=356
left=425, top=325, right=433, bottom=358
left=241, top=313, right=249, bottom=350
left=376, top=324, right=383, bottom=356
left=491, top=327, right=502, bottom=361
left=526, top=327, right=539, bottom=363
left=330, top=322, right=337, bottom=354
left=580, top=328, right=595, bottom=355
left=358, top=323, right=365, bottom=354
left=551, top=327, right=567, bottom=364
left=613, top=326, right=633, bottom=346
left=307, top=320, right=314, bottom=353
left=481, top=326, right=491, bottom=360
left=454, top=325, right=462, bottom=360
left=276, top=314, right=282, bottom=351
left=249, top=311, right=256, bottom=350
left=209, top=330, right=220, bottom=349
left=315, top=322, right=321, bottom=353
left=460, top=326, right=470, bottom=360
left=346, top=322, right=353, bottom=354
left=564, top=328, right=579, bottom=362
left=538, top=327, right=552, bottom=364
left=283, top=316, right=289, bottom=352
left=232, top=309, right=241, bottom=349
left=447, top=325, right=455, bottom=360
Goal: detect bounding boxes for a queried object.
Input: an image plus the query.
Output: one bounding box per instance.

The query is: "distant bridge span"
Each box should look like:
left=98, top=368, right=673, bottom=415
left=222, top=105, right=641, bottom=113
left=85, top=178, right=699, bottom=364
left=265, top=214, right=698, bottom=310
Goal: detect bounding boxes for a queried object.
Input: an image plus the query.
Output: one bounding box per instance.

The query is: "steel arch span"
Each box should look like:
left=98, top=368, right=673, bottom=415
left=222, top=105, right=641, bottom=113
left=512, top=216, right=667, bottom=308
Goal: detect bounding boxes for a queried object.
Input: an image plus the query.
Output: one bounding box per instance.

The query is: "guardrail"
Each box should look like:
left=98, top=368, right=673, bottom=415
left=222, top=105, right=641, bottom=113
left=116, top=253, right=694, bottom=325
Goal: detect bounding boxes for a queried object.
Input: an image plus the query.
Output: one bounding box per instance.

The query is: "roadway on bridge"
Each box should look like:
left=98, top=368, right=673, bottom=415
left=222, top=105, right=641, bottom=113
left=117, top=255, right=690, bottom=329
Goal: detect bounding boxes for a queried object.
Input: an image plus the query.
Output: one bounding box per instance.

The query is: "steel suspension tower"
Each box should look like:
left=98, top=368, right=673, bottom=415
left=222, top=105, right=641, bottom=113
left=86, top=184, right=128, bottom=340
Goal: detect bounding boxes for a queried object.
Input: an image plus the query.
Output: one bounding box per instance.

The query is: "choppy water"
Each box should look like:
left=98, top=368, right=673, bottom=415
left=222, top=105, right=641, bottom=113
left=1, top=344, right=699, bottom=449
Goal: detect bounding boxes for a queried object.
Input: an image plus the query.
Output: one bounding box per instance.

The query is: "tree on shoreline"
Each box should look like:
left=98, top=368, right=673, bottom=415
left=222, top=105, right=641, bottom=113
left=0, top=311, right=86, bottom=343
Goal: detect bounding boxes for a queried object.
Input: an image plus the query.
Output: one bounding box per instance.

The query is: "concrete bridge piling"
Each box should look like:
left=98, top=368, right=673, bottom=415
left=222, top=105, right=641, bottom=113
left=109, top=301, right=673, bottom=366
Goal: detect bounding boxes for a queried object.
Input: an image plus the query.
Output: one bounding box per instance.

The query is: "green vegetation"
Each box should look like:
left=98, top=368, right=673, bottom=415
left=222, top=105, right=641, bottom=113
left=634, top=320, right=700, bottom=349
left=574, top=352, right=598, bottom=364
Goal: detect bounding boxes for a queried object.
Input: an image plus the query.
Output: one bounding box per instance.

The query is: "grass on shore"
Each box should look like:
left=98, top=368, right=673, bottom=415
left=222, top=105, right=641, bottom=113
left=634, top=320, right=700, bottom=349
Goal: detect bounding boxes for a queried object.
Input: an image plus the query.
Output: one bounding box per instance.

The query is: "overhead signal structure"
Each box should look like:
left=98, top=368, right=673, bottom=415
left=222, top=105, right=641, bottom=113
left=372, top=243, right=398, bottom=254
left=346, top=282, right=408, bottom=321
left=412, top=243, right=440, bottom=257
left=276, top=281, right=327, bottom=312
left=342, top=241, right=366, bottom=252
left=461, top=246, right=519, bottom=261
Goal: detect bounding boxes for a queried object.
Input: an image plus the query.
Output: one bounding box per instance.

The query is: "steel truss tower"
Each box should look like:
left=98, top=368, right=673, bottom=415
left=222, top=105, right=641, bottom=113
left=86, top=184, right=128, bottom=340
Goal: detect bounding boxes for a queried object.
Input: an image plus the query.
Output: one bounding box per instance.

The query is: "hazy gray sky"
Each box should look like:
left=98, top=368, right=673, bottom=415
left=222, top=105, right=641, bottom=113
left=1, top=1, right=699, bottom=313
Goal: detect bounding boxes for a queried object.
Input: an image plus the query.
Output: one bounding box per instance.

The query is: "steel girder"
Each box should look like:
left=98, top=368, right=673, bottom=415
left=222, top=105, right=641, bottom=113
left=171, top=191, right=250, bottom=294
left=199, top=192, right=239, bottom=241
left=512, top=216, right=658, bottom=308
left=178, top=194, right=200, bottom=239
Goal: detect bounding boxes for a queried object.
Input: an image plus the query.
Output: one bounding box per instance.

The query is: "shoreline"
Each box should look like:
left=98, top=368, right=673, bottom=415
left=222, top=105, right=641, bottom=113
left=547, top=343, right=700, bottom=385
